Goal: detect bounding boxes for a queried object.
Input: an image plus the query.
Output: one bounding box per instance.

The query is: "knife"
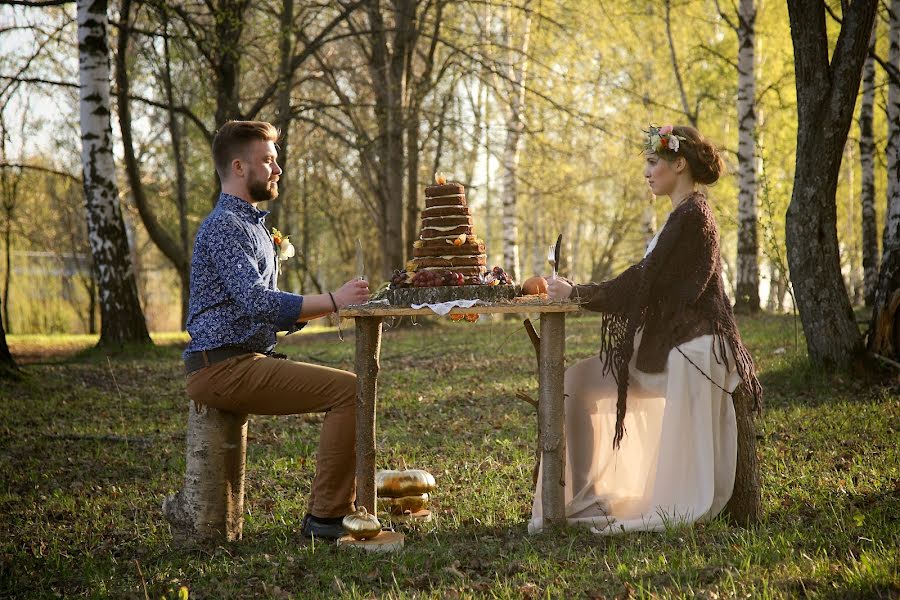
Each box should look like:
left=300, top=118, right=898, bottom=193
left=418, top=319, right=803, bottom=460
left=553, top=234, right=562, bottom=279
left=355, top=239, right=365, bottom=281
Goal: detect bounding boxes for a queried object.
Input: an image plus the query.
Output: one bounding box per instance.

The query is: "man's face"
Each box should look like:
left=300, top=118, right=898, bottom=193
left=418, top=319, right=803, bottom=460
left=242, top=140, right=282, bottom=202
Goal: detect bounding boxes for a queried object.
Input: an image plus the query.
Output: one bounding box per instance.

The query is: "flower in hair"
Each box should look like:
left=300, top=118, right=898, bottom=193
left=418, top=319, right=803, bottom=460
left=644, top=124, right=685, bottom=154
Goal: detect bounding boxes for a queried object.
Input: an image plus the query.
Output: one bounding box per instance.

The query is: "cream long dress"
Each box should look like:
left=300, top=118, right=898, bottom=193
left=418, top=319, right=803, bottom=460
left=529, top=230, right=743, bottom=535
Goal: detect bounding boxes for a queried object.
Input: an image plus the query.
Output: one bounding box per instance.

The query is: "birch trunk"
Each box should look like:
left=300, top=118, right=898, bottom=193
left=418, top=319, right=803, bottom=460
left=859, top=25, right=878, bottom=307
left=885, top=0, right=900, bottom=252
left=868, top=0, right=900, bottom=357
left=785, top=0, right=875, bottom=367
left=499, top=1, right=531, bottom=283
left=77, top=0, right=150, bottom=347
left=163, top=403, right=248, bottom=543
left=734, top=0, right=760, bottom=314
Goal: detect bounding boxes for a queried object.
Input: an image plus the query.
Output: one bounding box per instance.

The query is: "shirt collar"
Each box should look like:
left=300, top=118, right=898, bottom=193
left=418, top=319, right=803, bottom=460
left=218, top=192, right=270, bottom=225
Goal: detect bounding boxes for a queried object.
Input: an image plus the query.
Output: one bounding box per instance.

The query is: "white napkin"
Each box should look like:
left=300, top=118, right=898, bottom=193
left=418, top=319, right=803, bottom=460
left=410, top=299, right=480, bottom=316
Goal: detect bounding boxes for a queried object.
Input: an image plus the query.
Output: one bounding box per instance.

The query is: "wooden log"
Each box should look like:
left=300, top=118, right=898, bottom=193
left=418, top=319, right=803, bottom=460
left=355, top=317, right=383, bottom=514
left=386, top=284, right=521, bottom=306
left=724, top=387, right=761, bottom=525
left=163, top=402, right=248, bottom=543
left=538, top=312, right=566, bottom=525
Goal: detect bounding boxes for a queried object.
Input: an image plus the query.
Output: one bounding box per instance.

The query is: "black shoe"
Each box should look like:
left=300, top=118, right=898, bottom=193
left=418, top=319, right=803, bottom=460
left=300, top=513, right=346, bottom=540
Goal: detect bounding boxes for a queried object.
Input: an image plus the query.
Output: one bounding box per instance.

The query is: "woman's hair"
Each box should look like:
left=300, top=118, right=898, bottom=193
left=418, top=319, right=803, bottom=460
left=659, top=125, right=725, bottom=185
left=212, top=120, right=280, bottom=179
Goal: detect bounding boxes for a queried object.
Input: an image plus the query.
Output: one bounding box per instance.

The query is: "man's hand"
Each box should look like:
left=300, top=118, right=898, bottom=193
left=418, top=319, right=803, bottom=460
left=333, top=278, right=370, bottom=308
left=547, top=277, right=573, bottom=301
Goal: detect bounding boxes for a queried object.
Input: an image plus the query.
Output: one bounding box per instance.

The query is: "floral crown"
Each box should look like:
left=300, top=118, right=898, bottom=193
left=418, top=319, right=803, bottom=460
left=644, top=124, right=686, bottom=154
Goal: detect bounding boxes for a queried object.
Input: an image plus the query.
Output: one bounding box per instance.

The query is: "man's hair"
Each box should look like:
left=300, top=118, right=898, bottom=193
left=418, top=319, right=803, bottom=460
left=212, top=121, right=280, bottom=179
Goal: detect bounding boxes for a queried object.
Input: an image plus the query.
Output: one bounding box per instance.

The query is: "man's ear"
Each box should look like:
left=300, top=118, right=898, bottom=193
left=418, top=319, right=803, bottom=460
left=231, top=157, right=244, bottom=179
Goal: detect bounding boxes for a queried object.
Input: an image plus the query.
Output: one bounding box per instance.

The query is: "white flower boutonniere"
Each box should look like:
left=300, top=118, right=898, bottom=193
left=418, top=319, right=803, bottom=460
left=271, top=227, right=295, bottom=261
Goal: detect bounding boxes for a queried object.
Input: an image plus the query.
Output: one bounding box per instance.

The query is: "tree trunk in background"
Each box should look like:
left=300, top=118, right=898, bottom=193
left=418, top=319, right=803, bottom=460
left=367, top=1, right=415, bottom=279
left=734, top=0, right=760, bottom=314
left=0, top=297, right=19, bottom=380
left=117, top=0, right=189, bottom=332
left=859, top=25, right=879, bottom=307
left=161, top=4, right=190, bottom=327
left=269, top=0, right=295, bottom=232
left=885, top=0, right=900, bottom=254
left=868, top=0, right=900, bottom=359
left=785, top=0, right=875, bottom=367
left=499, top=0, right=532, bottom=283
left=77, top=0, right=150, bottom=347
left=405, top=114, right=420, bottom=263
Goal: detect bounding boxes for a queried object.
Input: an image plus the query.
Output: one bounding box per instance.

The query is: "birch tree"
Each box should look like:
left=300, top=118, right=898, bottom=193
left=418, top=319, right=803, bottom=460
left=859, top=24, right=878, bottom=307
left=497, top=0, right=532, bottom=283
left=77, top=0, right=150, bottom=346
left=868, top=0, right=900, bottom=359
left=785, top=0, right=877, bottom=367
left=718, top=0, right=760, bottom=313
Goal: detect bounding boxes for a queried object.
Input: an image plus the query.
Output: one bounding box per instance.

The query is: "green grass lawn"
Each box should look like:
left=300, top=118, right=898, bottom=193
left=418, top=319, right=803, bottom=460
left=1, top=312, right=898, bottom=599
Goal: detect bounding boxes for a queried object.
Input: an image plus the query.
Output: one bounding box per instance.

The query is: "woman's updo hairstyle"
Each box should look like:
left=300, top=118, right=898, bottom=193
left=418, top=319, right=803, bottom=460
left=657, top=125, right=725, bottom=185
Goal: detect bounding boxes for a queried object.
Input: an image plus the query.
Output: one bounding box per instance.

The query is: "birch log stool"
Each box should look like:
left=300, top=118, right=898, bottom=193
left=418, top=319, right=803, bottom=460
left=723, top=386, right=761, bottom=525
left=163, top=402, right=249, bottom=543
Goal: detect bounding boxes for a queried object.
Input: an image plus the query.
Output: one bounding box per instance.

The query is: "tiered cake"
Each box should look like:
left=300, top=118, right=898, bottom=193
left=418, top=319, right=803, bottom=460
left=410, top=182, right=486, bottom=283
left=384, top=177, right=520, bottom=306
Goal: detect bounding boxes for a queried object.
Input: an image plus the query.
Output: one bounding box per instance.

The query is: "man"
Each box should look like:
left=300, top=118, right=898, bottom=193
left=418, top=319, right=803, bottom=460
left=183, top=120, right=369, bottom=539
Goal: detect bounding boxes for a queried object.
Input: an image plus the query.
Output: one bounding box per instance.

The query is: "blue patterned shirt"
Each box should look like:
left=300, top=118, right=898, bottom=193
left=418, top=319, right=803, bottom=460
left=183, top=193, right=304, bottom=358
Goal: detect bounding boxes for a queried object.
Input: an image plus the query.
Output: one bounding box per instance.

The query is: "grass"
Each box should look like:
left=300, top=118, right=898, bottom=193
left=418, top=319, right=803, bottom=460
left=1, top=312, right=898, bottom=599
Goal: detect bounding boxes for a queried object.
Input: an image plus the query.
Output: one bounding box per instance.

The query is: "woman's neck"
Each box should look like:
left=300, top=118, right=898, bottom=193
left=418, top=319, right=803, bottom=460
left=669, top=180, right=697, bottom=210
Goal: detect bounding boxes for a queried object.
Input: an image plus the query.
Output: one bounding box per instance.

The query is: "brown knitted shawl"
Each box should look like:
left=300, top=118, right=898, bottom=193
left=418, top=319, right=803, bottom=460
left=571, top=192, right=762, bottom=447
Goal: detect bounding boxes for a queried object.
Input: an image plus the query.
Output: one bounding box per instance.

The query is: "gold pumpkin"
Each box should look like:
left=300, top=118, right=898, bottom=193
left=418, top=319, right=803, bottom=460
left=379, top=493, right=429, bottom=515
left=376, top=469, right=436, bottom=497
left=342, top=507, right=382, bottom=540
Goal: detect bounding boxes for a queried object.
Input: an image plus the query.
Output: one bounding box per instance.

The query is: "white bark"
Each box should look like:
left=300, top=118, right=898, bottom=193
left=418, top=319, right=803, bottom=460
left=886, top=0, right=900, bottom=254
left=734, top=0, right=759, bottom=312
left=163, top=402, right=248, bottom=543
left=499, top=0, right=531, bottom=283
left=77, top=0, right=149, bottom=345
left=860, top=24, right=878, bottom=306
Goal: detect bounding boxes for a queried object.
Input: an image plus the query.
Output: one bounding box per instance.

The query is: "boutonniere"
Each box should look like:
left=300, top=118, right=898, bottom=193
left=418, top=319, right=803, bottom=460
left=271, top=227, right=295, bottom=261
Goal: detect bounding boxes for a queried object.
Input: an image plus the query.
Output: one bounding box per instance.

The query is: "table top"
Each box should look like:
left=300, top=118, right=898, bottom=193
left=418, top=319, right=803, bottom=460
left=340, top=299, right=581, bottom=318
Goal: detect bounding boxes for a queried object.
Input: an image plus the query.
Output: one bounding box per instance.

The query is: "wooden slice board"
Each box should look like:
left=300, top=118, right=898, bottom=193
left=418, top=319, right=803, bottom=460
left=336, top=530, right=405, bottom=553
left=385, top=509, right=432, bottom=523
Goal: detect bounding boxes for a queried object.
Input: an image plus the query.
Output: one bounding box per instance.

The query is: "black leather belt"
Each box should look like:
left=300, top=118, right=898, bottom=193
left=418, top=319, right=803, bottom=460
left=184, top=346, right=252, bottom=375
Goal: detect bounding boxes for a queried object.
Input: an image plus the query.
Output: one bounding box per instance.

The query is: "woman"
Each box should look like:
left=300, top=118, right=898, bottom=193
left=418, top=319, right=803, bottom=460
left=530, top=125, right=762, bottom=534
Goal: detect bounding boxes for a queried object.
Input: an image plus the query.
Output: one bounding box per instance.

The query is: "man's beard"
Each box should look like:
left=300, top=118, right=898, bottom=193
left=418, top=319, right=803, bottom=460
left=248, top=174, right=279, bottom=202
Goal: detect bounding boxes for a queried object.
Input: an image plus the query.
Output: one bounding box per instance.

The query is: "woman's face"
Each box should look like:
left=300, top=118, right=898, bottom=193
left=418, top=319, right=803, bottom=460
left=643, top=153, right=678, bottom=197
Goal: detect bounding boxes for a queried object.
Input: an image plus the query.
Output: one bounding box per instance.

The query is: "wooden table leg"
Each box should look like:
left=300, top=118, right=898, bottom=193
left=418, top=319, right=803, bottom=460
left=355, top=317, right=383, bottom=514
left=539, top=312, right=566, bottom=525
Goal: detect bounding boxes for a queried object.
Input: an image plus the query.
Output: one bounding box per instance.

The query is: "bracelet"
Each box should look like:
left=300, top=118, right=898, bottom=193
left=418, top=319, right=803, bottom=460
left=328, top=292, right=339, bottom=313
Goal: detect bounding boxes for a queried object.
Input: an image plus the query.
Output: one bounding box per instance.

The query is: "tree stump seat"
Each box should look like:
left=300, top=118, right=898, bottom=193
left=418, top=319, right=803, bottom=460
left=163, top=402, right=248, bottom=543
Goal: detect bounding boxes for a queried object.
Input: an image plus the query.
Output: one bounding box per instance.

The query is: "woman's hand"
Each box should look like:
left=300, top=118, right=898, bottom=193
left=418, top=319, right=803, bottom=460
left=547, top=276, right=573, bottom=301
left=333, top=278, right=370, bottom=308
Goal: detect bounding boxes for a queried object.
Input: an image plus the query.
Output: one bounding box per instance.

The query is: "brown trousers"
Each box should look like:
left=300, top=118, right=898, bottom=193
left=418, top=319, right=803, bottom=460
left=185, top=353, right=357, bottom=518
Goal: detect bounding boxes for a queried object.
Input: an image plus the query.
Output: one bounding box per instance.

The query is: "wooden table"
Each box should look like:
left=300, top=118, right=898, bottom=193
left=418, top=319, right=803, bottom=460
left=339, top=301, right=581, bottom=527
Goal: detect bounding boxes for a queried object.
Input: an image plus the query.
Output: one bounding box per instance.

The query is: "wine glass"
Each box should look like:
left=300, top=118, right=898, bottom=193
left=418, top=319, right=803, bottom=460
left=547, top=245, right=557, bottom=280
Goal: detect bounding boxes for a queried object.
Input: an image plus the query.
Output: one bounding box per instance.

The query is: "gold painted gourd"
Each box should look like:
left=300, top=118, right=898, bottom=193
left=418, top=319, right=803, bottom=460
left=379, top=493, right=429, bottom=514
left=376, top=469, right=436, bottom=497
left=342, top=507, right=381, bottom=540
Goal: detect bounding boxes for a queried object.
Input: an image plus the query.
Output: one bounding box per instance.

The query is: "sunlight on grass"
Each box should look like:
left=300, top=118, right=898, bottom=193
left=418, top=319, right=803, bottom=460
left=2, top=312, right=898, bottom=598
